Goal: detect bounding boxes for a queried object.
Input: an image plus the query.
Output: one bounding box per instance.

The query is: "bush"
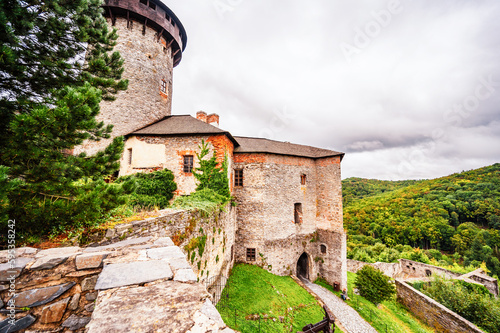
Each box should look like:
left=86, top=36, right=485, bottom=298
left=354, top=265, right=396, bottom=304
left=421, top=276, right=500, bottom=332
left=117, top=169, right=177, bottom=209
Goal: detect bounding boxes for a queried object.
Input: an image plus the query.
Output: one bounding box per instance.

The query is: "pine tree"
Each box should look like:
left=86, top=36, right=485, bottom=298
left=0, top=0, right=131, bottom=238
left=193, top=140, right=231, bottom=199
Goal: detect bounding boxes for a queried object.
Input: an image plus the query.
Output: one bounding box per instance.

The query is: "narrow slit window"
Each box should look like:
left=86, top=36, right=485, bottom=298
left=300, top=174, right=306, bottom=185
left=246, top=248, right=256, bottom=261
left=234, top=169, right=243, bottom=187
left=160, top=79, right=167, bottom=93
left=294, top=203, right=303, bottom=224
left=183, top=155, right=193, bottom=173
left=127, top=148, right=132, bottom=165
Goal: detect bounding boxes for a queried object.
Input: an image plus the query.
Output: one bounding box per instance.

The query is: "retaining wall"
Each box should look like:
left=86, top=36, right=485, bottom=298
left=396, top=279, right=485, bottom=333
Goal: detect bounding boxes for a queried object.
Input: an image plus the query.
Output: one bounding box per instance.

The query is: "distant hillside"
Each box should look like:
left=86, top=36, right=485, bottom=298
left=342, top=163, right=500, bottom=277
left=342, top=178, right=421, bottom=206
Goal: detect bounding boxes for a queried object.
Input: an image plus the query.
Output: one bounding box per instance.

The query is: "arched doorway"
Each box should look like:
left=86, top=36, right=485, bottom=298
left=297, top=252, right=309, bottom=280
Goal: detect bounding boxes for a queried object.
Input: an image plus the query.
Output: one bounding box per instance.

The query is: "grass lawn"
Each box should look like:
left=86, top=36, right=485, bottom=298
left=315, top=272, right=435, bottom=333
left=218, top=263, right=343, bottom=332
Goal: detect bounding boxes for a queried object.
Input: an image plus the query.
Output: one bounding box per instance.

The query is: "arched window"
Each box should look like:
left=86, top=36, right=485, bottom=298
left=320, top=244, right=327, bottom=254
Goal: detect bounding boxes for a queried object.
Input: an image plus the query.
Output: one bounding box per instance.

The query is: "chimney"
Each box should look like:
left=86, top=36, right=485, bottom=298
left=207, top=113, right=219, bottom=127
left=196, top=111, right=207, bottom=123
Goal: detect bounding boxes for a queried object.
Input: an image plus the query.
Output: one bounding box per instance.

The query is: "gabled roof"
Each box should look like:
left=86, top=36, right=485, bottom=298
left=129, top=115, right=239, bottom=146
left=233, top=136, right=344, bottom=160
left=128, top=115, right=344, bottom=160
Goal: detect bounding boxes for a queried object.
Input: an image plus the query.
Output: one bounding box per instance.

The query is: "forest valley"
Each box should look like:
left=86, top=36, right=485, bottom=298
left=343, top=163, right=500, bottom=278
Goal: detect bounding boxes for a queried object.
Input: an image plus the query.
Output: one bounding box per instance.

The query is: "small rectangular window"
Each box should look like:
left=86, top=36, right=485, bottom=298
left=234, top=169, right=243, bottom=187
left=246, top=248, right=256, bottom=261
left=127, top=148, right=132, bottom=165
left=183, top=155, right=193, bottom=173
left=160, top=79, right=167, bottom=93
left=300, top=174, right=306, bottom=185
left=294, top=203, right=303, bottom=224
left=139, top=0, right=147, bottom=5
left=148, top=1, right=156, bottom=10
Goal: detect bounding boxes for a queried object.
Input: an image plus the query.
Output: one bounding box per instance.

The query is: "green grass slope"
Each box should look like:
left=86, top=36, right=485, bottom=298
left=218, top=264, right=341, bottom=333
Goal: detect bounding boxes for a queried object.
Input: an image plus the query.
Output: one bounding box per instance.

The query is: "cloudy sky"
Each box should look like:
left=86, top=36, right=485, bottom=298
left=165, top=0, right=500, bottom=180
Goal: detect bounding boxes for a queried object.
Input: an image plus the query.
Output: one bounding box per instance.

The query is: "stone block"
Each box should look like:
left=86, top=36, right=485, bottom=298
left=83, top=237, right=151, bottom=252
left=85, top=292, right=98, bottom=301
left=173, top=269, right=197, bottom=283
left=75, top=252, right=110, bottom=270
left=40, top=297, right=70, bottom=324
left=10, top=282, right=75, bottom=308
left=35, top=247, right=81, bottom=259
left=30, top=255, right=69, bottom=271
left=68, top=293, right=80, bottom=310
left=154, top=237, right=175, bottom=247
left=147, top=246, right=185, bottom=260
left=167, top=257, right=191, bottom=271
left=0, top=314, right=36, bottom=332
left=81, top=275, right=99, bottom=292
left=200, top=298, right=225, bottom=328
left=86, top=281, right=209, bottom=333
left=61, top=315, right=91, bottom=331
left=0, top=257, right=34, bottom=282
left=95, top=260, right=173, bottom=290
left=85, top=303, right=95, bottom=312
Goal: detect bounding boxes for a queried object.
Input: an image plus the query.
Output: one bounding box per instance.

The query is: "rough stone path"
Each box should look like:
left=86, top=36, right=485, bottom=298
left=301, top=278, right=377, bottom=333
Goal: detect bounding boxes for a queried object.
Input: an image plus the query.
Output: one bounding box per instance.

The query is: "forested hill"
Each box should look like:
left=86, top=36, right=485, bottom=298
left=342, top=163, right=500, bottom=276
left=342, top=178, right=421, bottom=206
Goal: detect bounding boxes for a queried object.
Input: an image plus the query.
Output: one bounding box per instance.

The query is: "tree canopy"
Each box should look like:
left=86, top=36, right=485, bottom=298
left=0, top=0, right=131, bottom=240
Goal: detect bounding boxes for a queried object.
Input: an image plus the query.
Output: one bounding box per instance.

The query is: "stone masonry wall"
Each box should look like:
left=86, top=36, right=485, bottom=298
left=0, top=206, right=236, bottom=332
left=119, top=134, right=234, bottom=196
left=396, top=279, right=485, bottom=333
left=233, top=153, right=346, bottom=290
left=77, top=17, right=174, bottom=155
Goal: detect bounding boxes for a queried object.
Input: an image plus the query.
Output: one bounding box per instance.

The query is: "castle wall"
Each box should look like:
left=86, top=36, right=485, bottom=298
left=233, top=153, right=345, bottom=289
left=78, top=17, right=174, bottom=155
left=119, top=134, right=234, bottom=196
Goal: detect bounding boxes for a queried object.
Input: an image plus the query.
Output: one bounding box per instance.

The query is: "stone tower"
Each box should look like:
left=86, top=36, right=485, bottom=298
left=79, top=0, right=187, bottom=155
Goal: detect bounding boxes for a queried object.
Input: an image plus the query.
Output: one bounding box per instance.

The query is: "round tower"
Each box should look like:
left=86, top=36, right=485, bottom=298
left=80, top=0, right=187, bottom=154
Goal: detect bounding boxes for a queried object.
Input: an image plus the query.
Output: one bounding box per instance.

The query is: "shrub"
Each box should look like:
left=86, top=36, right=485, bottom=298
left=421, top=276, right=500, bottom=332
left=117, top=169, right=177, bottom=209
left=354, top=265, right=396, bottom=304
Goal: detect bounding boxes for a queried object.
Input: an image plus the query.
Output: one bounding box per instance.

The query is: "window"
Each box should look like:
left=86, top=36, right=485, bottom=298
left=160, top=79, right=167, bottom=94
left=127, top=148, right=132, bottom=165
left=320, top=244, right=327, bottom=254
left=148, top=1, right=156, bottom=10
left=246, top=248, right=256, bottom=261
left=294, top=203, right=303, bottom=224
left=139, top=0, right=147, bottom=5
left=234, top=169, right=243, bottom=187
left=183, top=155, right=193, bottom=173
left=300, top=174, right=306, bottom=185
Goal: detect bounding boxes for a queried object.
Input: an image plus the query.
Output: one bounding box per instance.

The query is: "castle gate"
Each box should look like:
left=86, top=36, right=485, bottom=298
left=297, top=252, right=309, bottom=280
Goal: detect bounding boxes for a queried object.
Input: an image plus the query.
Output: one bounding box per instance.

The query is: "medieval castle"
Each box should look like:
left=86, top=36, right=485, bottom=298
left=84, top=0, right=347, bottom=290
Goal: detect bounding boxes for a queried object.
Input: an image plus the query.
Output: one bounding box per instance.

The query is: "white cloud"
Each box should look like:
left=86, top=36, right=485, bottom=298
left=165, top=0, right=500, bottom=180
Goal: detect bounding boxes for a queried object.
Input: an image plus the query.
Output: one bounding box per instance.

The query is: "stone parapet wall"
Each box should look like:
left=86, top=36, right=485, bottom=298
left=399, top=259, right=462, bottom=279
left=347, top=259, right=402, bottom=278
left=0, top=206, right=236, bottom=332
left=396, top=279, right=485, bottom=333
